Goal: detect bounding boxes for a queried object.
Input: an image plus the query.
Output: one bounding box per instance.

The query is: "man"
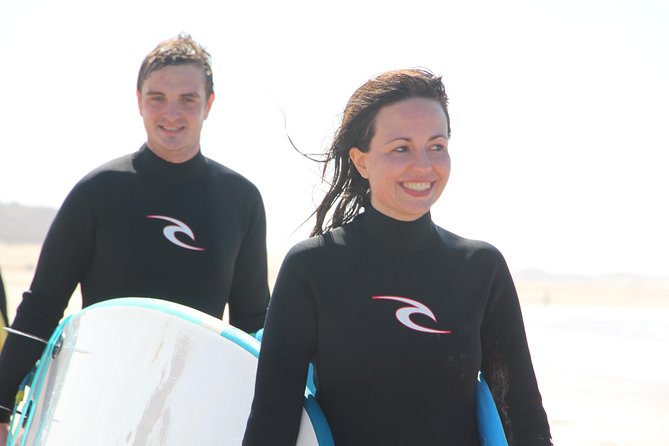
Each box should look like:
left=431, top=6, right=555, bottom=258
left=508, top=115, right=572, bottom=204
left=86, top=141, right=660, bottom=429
left=0, top=34, right=270, bottom=437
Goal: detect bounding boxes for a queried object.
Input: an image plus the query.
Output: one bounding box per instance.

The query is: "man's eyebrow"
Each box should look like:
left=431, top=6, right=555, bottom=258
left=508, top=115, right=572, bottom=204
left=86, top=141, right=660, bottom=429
left=142, top=91, right=202, bottom=99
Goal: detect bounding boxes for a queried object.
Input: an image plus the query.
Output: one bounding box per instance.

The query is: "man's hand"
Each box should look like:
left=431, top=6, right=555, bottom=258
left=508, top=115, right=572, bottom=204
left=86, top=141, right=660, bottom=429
left=0, top=422, right=9, bottom=445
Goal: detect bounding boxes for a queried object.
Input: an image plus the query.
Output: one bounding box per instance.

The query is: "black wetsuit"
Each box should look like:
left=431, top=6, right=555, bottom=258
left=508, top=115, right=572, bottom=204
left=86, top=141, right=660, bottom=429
left=244, top=207, right=551, bottom=445
left=0, top=269, right=7, bottom=327
left=0, top=145, right=270, bottom=421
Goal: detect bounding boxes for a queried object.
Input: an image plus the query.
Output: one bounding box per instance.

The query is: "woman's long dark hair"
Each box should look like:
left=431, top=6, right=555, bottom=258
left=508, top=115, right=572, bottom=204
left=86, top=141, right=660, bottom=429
left=310, top=68, right=451, bottom=236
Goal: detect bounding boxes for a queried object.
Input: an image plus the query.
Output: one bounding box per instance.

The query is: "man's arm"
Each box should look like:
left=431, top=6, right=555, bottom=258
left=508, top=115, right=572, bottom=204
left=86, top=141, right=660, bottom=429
left=227, top=190, right=270, bottom=333
left=0, top=184, right=96, bottom=420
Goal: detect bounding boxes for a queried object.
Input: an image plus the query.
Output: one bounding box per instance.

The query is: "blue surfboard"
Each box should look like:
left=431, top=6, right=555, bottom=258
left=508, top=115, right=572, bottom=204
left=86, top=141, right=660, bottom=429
left=256, top=328, right=508, bottom=445
left=476, top=373, right=509, bottom=446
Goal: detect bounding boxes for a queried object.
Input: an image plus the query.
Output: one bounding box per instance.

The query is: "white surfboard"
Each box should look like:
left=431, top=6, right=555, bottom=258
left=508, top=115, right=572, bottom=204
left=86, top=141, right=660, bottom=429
left=8, top=298, right=334, bottom=446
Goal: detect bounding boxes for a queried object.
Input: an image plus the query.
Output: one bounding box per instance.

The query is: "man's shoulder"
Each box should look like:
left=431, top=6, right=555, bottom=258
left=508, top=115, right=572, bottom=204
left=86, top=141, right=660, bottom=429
left=44, top=152, right=139, bottom=214
left=62, top=153, right=137, bottom=197
left=78, top=153, right=136, bottom=182
left=204, top=157, right=262, bottom=195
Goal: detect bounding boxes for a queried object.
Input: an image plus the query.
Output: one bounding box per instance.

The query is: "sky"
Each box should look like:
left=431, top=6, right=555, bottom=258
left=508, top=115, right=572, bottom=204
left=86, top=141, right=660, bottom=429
left=1, top=0, right=668, bottom=277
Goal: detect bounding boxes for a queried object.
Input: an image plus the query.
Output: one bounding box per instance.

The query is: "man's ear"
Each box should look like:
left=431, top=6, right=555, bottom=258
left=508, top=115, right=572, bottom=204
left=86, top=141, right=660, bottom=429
left=203, top=92, right=215, bottom=119
left=349, top=147, right=368, bottom=179
left=136, top=90, right=144, bottom=116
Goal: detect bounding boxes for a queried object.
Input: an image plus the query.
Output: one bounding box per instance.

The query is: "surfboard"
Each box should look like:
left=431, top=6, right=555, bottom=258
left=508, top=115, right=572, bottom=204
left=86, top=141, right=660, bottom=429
left=7, top=297, right=334, bottom=446
left=0, top=312, right=6, bottom=349
left=255, top=330, right=508, bottom=445
left=7, top=297, right=507, bottom=445
left=476, top=373, right=509, bottom=446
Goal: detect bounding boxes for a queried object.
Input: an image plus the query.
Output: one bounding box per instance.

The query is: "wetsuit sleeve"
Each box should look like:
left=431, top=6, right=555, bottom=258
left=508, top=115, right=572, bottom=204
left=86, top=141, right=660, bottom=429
left=0, top=271, right=7, bottom=414
left=227, top=190, right=270, bottom=333
left=0, top=185, right=95, bottom=418
left=480, top=250, right=553, bottom=446
left=243, top=248, right=317, bottom=445
left=0, top=269, right=7, bottom=327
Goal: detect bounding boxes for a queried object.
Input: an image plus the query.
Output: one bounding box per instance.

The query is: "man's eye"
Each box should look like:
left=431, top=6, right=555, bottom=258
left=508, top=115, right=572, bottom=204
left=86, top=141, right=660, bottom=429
left=181, top=96, right=200, bottom=105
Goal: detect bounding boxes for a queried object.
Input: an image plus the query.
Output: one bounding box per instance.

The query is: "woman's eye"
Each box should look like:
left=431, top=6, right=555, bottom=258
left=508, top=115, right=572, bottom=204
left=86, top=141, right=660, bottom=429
left=430, top=144, right=445, bottom=151
left=393, top=146, right=408, bottom=153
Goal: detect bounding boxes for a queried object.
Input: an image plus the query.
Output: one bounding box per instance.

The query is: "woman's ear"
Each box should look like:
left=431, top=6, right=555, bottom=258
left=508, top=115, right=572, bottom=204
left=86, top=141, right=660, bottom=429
left=349, top=147, right=369, bottom=179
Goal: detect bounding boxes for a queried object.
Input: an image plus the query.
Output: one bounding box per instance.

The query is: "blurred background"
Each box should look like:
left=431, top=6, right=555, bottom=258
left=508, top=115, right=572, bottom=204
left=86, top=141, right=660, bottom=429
left=2, top=0, right=668, bottom=444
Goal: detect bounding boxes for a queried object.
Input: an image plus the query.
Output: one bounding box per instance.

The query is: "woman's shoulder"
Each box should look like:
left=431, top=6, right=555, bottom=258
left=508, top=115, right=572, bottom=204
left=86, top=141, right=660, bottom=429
left=290, top=226, right=349, bottom=252
left=284, top=226, right=357, bottom=264
left=434, top=225, right=506, bottom=262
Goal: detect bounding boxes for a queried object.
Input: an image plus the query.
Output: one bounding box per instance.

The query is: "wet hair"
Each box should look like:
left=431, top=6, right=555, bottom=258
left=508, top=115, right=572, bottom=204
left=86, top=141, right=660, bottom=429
left=137, top=33, right=214, bottom=98
left=310, top=68, right=450, bottom=236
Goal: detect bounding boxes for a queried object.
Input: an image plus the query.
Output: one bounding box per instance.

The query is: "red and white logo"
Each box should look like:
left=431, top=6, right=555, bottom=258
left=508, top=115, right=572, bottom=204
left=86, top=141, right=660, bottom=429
left=147, top=215, right=205, bottom=251
left=373, top=295, right=451, bottom=334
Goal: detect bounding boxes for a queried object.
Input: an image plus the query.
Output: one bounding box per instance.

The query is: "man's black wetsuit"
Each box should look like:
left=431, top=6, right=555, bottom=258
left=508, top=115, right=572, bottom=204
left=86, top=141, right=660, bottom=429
left=0, top=145, right=270, bottom=421
left=244, top=207, right=551, bottom=445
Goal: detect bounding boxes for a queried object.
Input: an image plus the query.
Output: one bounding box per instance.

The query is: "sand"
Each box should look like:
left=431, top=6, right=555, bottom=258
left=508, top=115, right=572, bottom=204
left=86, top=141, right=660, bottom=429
left=0, top=242, right=82, bottom=322
left=1, top=241, right=668, bottom=445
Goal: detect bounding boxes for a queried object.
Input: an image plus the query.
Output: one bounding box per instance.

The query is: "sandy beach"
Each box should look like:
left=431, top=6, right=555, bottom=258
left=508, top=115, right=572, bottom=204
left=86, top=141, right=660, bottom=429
left=1, top=241, right=668, bottom=445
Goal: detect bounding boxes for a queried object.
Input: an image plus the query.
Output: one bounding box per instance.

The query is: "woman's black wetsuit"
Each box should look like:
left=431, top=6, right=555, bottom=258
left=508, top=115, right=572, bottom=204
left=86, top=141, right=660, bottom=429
left=244, top=207, right=551, bottom=445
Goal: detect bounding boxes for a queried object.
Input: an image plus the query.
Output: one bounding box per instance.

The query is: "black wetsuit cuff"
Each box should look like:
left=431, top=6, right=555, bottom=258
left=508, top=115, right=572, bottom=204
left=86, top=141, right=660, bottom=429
left=0, top=406, right=11, bottom=423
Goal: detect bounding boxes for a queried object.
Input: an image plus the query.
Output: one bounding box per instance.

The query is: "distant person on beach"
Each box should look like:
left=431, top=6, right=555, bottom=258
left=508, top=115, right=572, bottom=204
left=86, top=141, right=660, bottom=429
left=243, top=69, right=552, bottom=445
left=0, top=268, right=7, bottom=348
left=0, top=33, right=270, bottom=436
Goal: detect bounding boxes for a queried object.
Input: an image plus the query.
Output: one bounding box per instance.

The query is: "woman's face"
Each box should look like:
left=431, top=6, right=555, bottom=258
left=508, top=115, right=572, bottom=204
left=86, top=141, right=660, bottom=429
left=349, top=98, right=451, bottom=221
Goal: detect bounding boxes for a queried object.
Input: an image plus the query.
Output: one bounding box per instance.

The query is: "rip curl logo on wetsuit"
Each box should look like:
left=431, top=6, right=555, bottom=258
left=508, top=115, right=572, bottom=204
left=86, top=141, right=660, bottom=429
left=147, top=215, right=205, bottom=251
left=373, top=296, right=452, bottom=334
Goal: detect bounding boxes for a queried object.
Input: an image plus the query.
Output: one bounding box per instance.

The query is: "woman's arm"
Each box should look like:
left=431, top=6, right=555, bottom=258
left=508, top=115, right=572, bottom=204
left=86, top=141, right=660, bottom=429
left=480, top=249, right=553, bottom=446
left=243, top=248, right=318, bottom=445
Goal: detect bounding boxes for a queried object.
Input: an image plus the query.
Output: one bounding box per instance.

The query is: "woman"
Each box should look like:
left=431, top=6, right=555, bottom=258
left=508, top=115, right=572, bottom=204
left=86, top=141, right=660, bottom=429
left=243, top=69, right=552, bottom=445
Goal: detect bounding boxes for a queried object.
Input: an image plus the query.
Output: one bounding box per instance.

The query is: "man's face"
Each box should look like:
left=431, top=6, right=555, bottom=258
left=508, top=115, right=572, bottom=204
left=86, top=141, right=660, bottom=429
left=137, top=64, right=215, bottom=163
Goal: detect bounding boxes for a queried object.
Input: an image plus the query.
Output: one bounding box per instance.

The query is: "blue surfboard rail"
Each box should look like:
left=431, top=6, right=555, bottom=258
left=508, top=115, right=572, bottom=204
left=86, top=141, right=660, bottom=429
left=476, top=373, right=509, bottom=446
left=8, top=314, right=73, bottom=446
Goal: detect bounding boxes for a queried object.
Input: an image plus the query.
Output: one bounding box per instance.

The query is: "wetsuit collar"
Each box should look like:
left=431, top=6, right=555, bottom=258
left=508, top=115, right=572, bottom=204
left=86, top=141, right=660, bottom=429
left=133, top=144, right=208, bottom=184
left=358, top=206, right=436, bottom=253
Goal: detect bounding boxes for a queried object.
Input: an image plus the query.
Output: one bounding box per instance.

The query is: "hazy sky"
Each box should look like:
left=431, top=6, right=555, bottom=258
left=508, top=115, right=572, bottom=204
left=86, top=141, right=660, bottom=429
left=1, top=0, right=668, bottom=277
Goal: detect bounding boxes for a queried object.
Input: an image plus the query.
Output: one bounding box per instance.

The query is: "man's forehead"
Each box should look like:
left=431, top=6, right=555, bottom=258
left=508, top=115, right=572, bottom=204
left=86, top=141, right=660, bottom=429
left=142, top=65, right=207, bottom=93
